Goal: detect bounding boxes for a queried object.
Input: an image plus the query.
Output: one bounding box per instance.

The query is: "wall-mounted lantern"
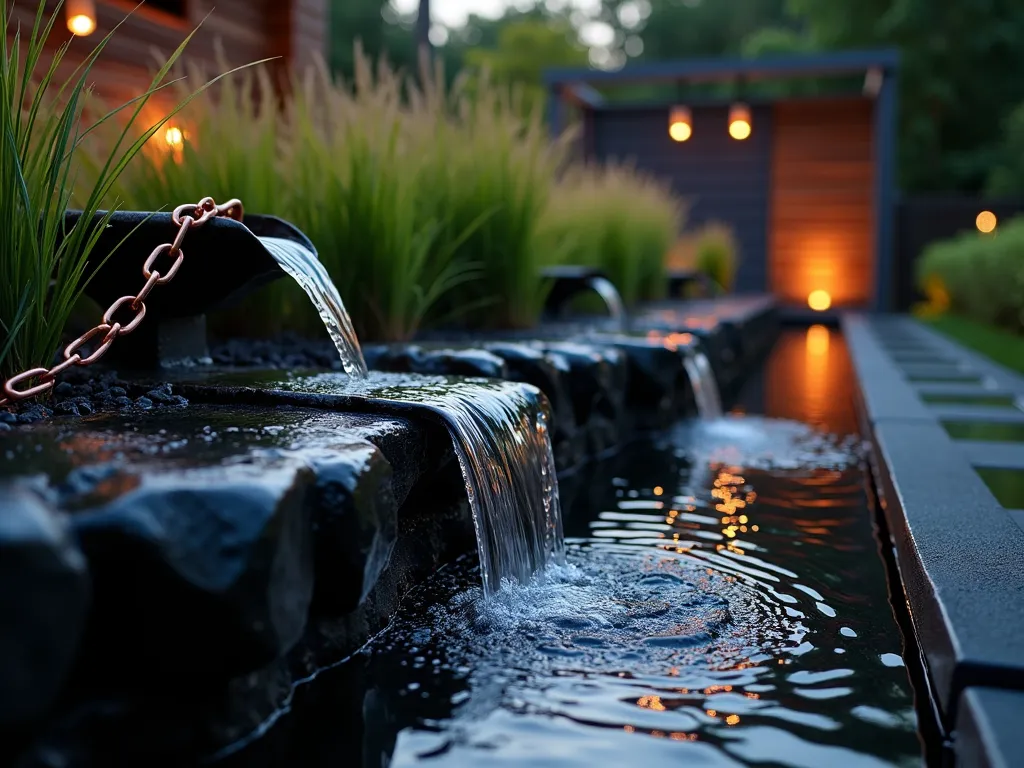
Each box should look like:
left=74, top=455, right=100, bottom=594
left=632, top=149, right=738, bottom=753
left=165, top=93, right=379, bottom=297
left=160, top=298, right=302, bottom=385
left=668, top=105, right=692, bottom=142
left=66, top=0, right=97, bottom=36
left=728, top=103, right=752, bottom=140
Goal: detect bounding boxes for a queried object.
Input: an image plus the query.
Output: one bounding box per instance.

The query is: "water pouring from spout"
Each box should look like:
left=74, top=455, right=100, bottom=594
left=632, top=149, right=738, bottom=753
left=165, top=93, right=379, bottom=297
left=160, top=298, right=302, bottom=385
left=264, top=235, right=564, bottom=593
left=585, top=275, right=627, bottom=331
left=262, top=237, right=368, bottom=378
left=683, top=349, right=723, bottom=419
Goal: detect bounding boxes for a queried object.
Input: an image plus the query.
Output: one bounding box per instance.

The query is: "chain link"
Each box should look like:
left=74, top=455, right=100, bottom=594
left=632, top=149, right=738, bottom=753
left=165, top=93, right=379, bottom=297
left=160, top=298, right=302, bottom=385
left=0, top=197, right=244, bottom=408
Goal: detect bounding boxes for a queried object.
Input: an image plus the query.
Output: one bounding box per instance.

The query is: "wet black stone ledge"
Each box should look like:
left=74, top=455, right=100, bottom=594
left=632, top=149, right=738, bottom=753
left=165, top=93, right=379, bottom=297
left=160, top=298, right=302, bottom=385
left=0, top=406, right=473, bottom=765
left=844, top=314, right=1024, bottom=761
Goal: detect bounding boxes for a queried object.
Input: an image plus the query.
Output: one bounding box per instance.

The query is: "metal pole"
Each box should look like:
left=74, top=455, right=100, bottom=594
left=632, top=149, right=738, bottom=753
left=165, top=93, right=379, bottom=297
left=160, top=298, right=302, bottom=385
left=417, top=0, right=431, bottom=58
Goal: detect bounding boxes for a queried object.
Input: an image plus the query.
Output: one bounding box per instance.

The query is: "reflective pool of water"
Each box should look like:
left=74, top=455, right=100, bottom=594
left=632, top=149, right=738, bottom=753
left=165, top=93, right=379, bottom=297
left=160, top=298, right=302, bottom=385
left=231, top=327, right=921, bottom=767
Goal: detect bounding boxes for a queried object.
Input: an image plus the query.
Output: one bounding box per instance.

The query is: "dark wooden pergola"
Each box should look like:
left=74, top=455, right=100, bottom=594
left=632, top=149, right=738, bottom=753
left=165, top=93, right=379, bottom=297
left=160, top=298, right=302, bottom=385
left=544, top=50, right=901, bottom=311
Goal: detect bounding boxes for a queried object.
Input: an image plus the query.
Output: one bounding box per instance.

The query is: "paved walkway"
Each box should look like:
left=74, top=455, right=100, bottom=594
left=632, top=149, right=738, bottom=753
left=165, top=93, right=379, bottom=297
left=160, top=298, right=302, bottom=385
left=844, top=314, right=1024, bottom=767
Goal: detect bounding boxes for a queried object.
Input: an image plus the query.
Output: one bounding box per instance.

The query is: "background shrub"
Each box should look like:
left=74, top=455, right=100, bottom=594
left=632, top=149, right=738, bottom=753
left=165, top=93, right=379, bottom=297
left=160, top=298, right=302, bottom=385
left=916, top=218, right=1024, bottom=332
left=693, top=222, right=740, bottom=293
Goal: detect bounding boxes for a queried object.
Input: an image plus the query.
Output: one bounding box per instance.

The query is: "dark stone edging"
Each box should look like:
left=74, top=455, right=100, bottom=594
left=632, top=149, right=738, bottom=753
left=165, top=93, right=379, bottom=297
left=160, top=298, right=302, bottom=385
left=0, top=295, right=780, bottom=763
left=844, top=314, right=1024, bottom=755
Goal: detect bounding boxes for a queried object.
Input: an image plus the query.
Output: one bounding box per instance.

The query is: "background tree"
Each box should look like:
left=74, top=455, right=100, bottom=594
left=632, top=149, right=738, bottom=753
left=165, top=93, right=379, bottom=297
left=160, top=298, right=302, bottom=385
left=462, top=17, right=588, bottom=115
left=327, top=0, right=1024, bottom=196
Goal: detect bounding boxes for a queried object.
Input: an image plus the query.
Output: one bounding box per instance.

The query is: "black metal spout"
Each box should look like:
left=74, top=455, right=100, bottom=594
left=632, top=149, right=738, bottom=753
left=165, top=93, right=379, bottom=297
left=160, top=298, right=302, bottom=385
left=62, top=210, right=312, bottom=368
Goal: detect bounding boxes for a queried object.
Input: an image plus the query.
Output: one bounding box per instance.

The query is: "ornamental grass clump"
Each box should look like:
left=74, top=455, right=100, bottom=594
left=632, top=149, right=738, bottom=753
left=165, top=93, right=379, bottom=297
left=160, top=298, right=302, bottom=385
left=694, top=222, right=740, bottom=293
left=103, top=54, right=303, bottom=337
left=285, top=56, right=479, bottom=341
left=542, top=163, right=683, bottom=306
left=109, top=48, right=570, bottom=340
left=1, top=0, right=240, bottom=381
left=413, top=68, right=572, bottom=329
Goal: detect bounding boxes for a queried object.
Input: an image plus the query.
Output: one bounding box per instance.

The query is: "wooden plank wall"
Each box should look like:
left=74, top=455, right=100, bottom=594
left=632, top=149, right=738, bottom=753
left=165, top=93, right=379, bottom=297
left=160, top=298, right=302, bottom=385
left=769, top=98, right=875, bottom=307
left=9, top=0, right=327, bottom=106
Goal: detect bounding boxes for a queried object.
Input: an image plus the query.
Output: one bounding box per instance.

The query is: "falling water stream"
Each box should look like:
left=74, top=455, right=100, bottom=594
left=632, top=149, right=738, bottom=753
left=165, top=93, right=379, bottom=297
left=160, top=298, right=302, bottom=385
left=683, top=350, right=724, bottom=419
left=585, top=275, right=628, bottom=331
left=262, top=236, right=563, bottom=593
left=262, top=237, right=368, bottom=378
left=279, top=373, right=563, bottom=595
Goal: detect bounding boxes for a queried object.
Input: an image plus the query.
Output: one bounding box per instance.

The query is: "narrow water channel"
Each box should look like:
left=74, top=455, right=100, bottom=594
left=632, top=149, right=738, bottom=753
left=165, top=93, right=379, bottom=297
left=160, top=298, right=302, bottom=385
left=233, top=326, right=922, bottom=767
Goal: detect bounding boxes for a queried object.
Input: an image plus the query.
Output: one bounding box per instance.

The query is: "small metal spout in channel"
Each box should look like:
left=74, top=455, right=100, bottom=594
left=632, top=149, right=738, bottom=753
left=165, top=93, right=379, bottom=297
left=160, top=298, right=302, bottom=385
left=63, top=210, right=308, bottom=368
left=542, top=266, right=628, bottom=331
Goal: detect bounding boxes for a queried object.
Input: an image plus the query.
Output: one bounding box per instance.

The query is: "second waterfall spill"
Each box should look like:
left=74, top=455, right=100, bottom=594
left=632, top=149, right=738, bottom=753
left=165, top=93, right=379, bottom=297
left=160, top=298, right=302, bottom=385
left=279, top=372, right=563, bottom=595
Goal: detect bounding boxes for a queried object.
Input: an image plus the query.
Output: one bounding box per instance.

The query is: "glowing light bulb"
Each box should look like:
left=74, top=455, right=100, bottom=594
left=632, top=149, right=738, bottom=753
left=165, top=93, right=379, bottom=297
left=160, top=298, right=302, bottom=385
left=807, top=290, right=832, bottom=311
left=669, top=122, right=692, bottom=142
left=728, top=103, right=752, bottom=140
left=164, top=126, right=184, bottom=148
left=668, top=105, right=692, bottom=142
left=728, top=119, right=751, bottom=140
left=66, top=0, right=97, bottom=36
left=976, top=210, right=997, bottom=233
left=68, top=13, right=95, bottom=35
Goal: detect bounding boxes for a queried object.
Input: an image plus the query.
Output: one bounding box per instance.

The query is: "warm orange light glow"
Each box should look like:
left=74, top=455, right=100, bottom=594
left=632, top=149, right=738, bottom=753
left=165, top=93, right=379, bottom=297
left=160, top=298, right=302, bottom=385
left=669, top=105, right=692, bottom=142
left=66, top=0, right=96, bottom=36
left=653, top=486, right=664, bottom=496
left=976, top=210, right=997, bottom=233
left=807, top=290, right=832, bottom=311
left=806, top=324, right=830, bottom=357
left=669, top=122, right=692, bottom=142
left=728, top=120, right=751, bottom=140
left=67, top=13, right=95, bottom=35
left=164, top=126, right=184, bottom=148
left=728, top=103, right=752, bottom=140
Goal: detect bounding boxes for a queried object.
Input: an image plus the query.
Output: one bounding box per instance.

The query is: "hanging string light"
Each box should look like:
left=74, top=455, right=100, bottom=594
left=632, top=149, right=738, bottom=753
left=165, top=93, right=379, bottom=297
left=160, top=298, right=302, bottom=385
left=66, top=0, right=97, bottom=36
left=668, top=105, right=693, bottom=142
left=728, top=103, right=752, bottom=140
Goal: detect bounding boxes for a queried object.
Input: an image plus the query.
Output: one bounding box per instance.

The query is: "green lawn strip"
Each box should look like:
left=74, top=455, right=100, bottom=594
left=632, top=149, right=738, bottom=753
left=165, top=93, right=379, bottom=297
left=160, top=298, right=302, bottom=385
left=923, top=315, right=1024, bottom=376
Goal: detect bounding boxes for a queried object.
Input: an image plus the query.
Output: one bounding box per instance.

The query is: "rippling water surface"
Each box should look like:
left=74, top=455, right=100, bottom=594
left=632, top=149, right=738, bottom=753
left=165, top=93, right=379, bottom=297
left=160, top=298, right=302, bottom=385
left=240, top=328, right=921, bottom=767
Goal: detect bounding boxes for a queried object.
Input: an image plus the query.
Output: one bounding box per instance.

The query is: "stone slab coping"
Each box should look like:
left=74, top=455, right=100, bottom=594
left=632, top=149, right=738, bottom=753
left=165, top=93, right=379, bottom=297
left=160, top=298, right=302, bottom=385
left=844, top=313, right=1024, bottom=729
left=911, top=382, right=1021, bottom=399
left=956, top=687, right=1024, bottom=768
left=954, top=441, right=1024, bottom=470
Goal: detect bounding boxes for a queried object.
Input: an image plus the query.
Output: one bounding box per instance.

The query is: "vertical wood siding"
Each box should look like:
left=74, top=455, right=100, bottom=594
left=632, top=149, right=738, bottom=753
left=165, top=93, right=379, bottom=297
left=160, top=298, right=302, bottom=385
left=10, top=0, right=326, bottom=105
left=769, top=98, right=875, bottom=307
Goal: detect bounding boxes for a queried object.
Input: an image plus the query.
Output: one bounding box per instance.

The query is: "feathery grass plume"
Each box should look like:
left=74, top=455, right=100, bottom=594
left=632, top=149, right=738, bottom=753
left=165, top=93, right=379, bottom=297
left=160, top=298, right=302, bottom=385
left=108, top=49, right=282, bottom=215
left=282, top=53, right=485, bottom=341
left=542, top=163, right=683, bottom=306
left=694, top=221, right=739, bottom=293
left=1, top=0, right=254, bottom=380
left=414, top=59, right=573, bottom=329
left=105, top=44, right=571, bottom=341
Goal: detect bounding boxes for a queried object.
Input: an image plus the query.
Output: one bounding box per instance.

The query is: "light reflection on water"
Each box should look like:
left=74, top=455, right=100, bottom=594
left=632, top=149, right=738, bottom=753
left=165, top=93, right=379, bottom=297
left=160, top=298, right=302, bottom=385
left=353, top=416, right=918, bottom=768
